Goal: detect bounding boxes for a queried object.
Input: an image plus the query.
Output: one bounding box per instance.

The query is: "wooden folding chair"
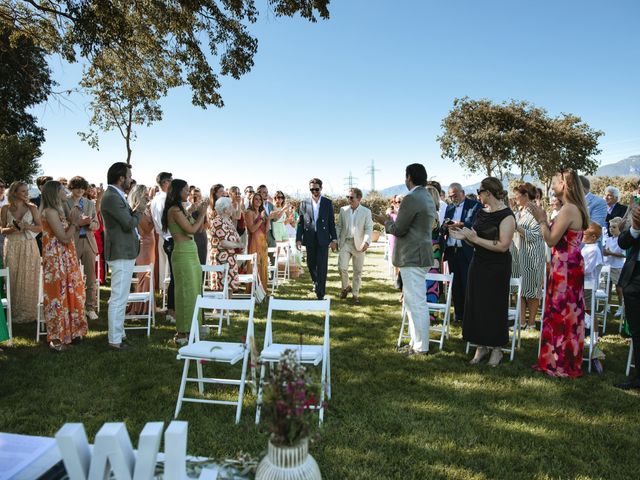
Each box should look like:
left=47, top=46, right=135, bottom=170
left=174, top=296, right=255, bottom=424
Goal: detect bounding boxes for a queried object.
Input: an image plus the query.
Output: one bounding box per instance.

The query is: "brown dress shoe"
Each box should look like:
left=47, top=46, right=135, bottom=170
left=340, top=285, right=352, bottom=299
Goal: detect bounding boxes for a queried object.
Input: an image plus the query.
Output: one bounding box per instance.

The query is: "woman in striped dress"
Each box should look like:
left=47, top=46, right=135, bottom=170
left=512, top=183, right=546, bottom=329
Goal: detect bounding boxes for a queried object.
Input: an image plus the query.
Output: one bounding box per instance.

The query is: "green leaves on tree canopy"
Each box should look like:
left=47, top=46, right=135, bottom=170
left=438, top=97, right=603, bottom=189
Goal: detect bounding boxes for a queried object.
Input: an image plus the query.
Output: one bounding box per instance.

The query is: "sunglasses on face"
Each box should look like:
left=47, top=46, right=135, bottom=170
left=276, top=196, right=285, bottom=199
left=310, top=188, right=320, bottom=193
left=477, top=189, right=487, bottom=195
left=346, top=195, right=354, bottom=200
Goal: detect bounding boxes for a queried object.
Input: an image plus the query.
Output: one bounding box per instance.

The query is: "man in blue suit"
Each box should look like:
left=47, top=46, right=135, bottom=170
left=296, top=178, right=337, bottom=300
left=580, top=176, right=607, bottom=228
left=439, top=183, right=481, bottom=322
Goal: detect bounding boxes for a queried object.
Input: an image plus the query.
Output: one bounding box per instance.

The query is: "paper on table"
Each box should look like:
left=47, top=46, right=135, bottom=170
left=0, top=433, right=58, bottom=480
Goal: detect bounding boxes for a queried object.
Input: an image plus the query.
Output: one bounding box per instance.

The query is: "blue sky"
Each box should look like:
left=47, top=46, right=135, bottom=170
left=34, top=0, right=640, bottom=195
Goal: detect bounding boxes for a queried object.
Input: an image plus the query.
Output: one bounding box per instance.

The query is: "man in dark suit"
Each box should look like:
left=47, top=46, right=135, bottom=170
left=439, top=182, right=481, bottom=322
left=296, top=178, right=337, bottom=300
left=615, top=203, right=640, bottom=389
left=604, top=185, right=627, bottom=234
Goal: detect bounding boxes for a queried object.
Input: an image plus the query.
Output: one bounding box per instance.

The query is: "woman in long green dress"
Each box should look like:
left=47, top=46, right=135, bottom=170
left=162, top=179, right=207, bottom=345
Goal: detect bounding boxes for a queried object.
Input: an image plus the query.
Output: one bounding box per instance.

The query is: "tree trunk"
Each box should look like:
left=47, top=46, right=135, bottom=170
left=125, top=103, right=133, bottom=164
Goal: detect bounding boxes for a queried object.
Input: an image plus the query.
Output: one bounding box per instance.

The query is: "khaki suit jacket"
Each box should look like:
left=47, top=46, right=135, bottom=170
left=100, top=186, right=142, bottom=261
left=63, top=197, right=99, bottom=254
left=336, top=205, right=373, bottom=252
left=384, top=185, right=436, bottom=268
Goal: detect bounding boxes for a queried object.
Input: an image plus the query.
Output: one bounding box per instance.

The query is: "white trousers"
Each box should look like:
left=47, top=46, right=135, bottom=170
left=338, top=240, right=365, bottom=296
left=107, top=259, right=135, bottom=344
left=400, top=266, right=430, bottom=352
left=157, top=236, right=170, bottom=291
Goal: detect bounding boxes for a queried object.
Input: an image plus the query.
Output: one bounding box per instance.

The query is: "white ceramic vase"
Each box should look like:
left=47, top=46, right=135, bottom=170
left=255, top=437, right=321, bottom=480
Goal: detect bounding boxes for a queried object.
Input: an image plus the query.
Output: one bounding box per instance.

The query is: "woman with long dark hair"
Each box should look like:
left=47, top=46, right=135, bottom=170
left=529, top=169, right=589, bottom=377
left=162, top=179, right=207, bottom=345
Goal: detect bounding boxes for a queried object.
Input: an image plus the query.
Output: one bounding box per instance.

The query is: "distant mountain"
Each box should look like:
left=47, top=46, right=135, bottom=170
left=595, top=154, right=640, bottom=177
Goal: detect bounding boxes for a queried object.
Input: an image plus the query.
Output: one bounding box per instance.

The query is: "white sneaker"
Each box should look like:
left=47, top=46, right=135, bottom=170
left=86, top=310, right=99, bottom=320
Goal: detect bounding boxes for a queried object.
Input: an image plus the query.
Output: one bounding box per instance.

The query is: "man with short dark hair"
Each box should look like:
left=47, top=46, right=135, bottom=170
left=337, top=187, right=372, bottom=304
left=150, top=171, right=174, bottom=318
left=296, top=178, right=337, bottom=300
left=101, top=162, right=147, bottom=350
left=377, top=164, right=437, bottom=355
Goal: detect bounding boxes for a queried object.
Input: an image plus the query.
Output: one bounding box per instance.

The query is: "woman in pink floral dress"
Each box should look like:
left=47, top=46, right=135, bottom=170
left=529, top=169, right=589, bottom=377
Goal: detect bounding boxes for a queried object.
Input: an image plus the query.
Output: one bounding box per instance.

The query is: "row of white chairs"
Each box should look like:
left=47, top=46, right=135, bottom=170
left=174, top=296, right=331, bottom=424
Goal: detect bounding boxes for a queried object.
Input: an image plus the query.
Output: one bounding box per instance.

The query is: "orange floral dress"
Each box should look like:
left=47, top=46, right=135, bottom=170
left=42, top=216, right=87, bottom=344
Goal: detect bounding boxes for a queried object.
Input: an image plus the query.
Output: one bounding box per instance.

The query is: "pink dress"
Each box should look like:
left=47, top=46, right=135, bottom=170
left=534, top=228, right=585, bottom=378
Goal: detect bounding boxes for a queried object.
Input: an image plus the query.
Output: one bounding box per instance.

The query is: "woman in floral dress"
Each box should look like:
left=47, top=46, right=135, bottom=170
left=529, top=169, right=589, bottom=378
left=40, top=181, right=87, bottom=352
left=209, top=197, right=244, bottom=292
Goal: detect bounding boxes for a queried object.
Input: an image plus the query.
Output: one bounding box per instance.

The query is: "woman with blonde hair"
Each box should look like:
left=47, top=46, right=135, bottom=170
left=40, top=181, right=87, bottom=351
left=245, top=192, right=269, bottom=289
left=529, top=169, right=589, bottom=377
left=0, top=181, right=42, bottom=323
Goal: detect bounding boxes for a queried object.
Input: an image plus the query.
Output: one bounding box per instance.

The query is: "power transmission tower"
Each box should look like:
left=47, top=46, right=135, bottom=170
left=366, top=159, right=380, bottom=192
left=344, top=171, right=358, bottom=190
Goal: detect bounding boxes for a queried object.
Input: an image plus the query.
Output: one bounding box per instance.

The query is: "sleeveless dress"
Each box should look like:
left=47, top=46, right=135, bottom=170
left=514, top=209, right=545, bottom=299
left=42, top=217, right=87, bottom=344
left=169, top=217, right=202, bottom=333
left=462, top=208, right=514, bottom=347
left=534, top=228, right=585, bottom=378
left=247, top=210, right=268, bottom=289
left=4, top=208, right=40, bottom=323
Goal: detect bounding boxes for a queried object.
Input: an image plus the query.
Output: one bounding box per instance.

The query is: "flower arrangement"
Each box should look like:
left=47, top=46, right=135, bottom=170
left=261, top=349, right=322, bottom=447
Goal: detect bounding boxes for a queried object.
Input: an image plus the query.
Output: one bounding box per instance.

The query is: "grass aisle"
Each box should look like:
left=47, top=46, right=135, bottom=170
left=1, top=248, right=638, bottom=479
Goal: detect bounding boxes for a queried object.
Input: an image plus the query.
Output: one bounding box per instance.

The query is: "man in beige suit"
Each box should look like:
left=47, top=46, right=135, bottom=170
left=65, top=176, right=100, bottom=320
left=376, top=164, right=436, bottom=355
left=337, top=187, right=373, bottom=304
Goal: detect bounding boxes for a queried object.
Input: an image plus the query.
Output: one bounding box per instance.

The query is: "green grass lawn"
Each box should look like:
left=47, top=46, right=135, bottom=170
left=1, top=248, right=638, bottom=479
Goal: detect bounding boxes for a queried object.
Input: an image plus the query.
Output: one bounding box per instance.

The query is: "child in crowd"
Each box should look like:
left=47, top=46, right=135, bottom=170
left=603, top=217, right=626, bottom=318
left=582, top=222, right=604, bottom=372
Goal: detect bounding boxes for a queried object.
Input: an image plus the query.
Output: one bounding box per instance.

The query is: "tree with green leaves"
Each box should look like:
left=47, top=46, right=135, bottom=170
left=3, top=0, right=331, bottom=162
left=0, top=24, right=53, bottom=183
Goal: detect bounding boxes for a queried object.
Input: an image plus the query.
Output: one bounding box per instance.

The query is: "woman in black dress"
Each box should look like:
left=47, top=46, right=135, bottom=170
left=450, top=177, right=516, bottom=367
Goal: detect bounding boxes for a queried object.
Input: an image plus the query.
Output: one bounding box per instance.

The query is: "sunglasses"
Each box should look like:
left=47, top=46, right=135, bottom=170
left=477, top=189, right=487, bottom=195
left=276, top=196, right=285, bottom=199
left=346, top=195, right=355, bottom=200
left=310, top=188, right=320, bottom=193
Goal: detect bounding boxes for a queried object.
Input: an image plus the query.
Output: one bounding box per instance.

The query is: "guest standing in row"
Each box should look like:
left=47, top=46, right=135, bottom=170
left=127, top=185, right=156, bottom=316
left=209, top=197, right=244, bottom=292
left=64, top=176, right=100, bottom=320
left=151, top=172, right=174, bottom=316
left=453, top=178, right=515, bottom=367
left=101, top=163, right=146, bottom=350
left=603, top=186, right=627, bottom=235
left=188, top=187, right=208, bottom=265
left=530, top=169, right=589, bottom=378
left=425, top=186, right=442, bottom=318
left=0, top=181, right=41, bottom=324
left=40, top=181, right=87, bottom=351
left=245, top=192, right=269, bottom=291
left=163, top=179, right=207, bottom=345
left=440, top=183, right=481, bottom=323
left=512, top=183, right=546, bottom=329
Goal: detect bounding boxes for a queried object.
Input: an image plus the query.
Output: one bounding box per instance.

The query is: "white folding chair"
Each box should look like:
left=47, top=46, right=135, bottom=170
left=95, top=254, right=101, bottom=313
left=124, top=264, right=155, bottom=336
left=626, top=342, right=635, bottom=376
left=255, top=297, right=331, bottom=425
left=465, top=277, right=522, bottom=361
left=397, top=273, right=454, bottom=351
left=595, top=265, right=611, bottom=334
left=201, top=264, right=230, bottom=335
left=36, top=267, right=47, bottom=342
left=583, top=280, right=597, bottom=373
left=0, top=268, right=12, bottom=342
left=174, top=296, right=255, bottom=424
left=234, top=253, right=257, bottom=299
left=267, top=247, right=279, bottom=292
left=276, top=241, right=291, bottom=282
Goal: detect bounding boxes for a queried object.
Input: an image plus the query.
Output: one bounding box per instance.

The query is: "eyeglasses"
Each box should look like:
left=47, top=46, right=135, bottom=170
left=310, top=188, right=320, bottom=193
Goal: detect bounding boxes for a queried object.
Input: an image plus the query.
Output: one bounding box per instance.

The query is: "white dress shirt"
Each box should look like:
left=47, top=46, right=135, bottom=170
left=150, top=191, right=171, bottom=240
left=311, top=197, right=321, bottom=228
left=447, top=202, right=464, bottom=247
